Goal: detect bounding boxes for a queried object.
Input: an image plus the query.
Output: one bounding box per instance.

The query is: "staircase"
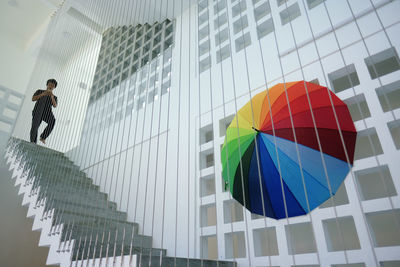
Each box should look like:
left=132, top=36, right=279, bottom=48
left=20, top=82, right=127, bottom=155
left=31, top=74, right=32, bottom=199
left=4, top=137, right=235, bottom=267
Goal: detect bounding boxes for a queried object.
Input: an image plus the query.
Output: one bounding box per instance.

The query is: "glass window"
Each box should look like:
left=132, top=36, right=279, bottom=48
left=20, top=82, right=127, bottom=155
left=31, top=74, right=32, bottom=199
left=219, top=114, right=234, bottom=136
left=343, top=94, right=371, bottom=122
left=225, top=231, right=246, bottom=258
left=161, top=80, right=170, bottom=95
left=319, top=183, right=349, bottom=208
left=215, top=27, right=229, bottom=46
left=141, top=53, right=150, bottom=67
left=206, top=153, right=214, bottom=167
left=130, top=63, right=139, bottom=75
left=380, top=261, right=400, bottom=267
left=257, top=18, right=274, bottom=39
left=285, top=222, right=317, bottom=254
left=200, top=56, right=212, bottom=73
left=328, top=64, right=360, bottom=93
left=214, top=0, right=226, bottom=15
left=354, top=127, right=384, bottom=160
left=253, top=227, right=279, bottom=256
left=200, top=124, right=213, bottom=144
left=163, top=47, right=172, bottom=62
left=364, top=47, right=400, bottom=79
left=254, top=1, right=271, bottom=21
left=214, top=12, right=228, bottom=30
left=200, top=175, right=215, bottom=197
left=216, top=44, right=231, bottom=63
left=232, top=0, right=247, bottom=17
left=233, top=15, right=249, bottom=34
left=136, top=96, right=145, bottom=110
left=151, top=46, right=161, bottom=59
left=147, top=90, right=158, bottom=103
left=201, top=235, right=218, bottom=259
left=366, top=209, right=400, bottom=247
left=388, top=119, right=400, bottom=149
left=138, top=81, right=147, bottom=94
left=165, top=23, right=174, bottom=37
left=199, top=40, right=211, bottom=57
left=150, top=59, right=159, bottom=72
left=205, top=130, right=212, bottom=143
left=355, top=165, right=397, bottom=201
left=112, top=77, right=120, bottom=87
left=198, top=0, right=208, bottom=13
left=376, top=80, right=400, bottom=112
left=162, top=64, right=171, bottom=79
left=198, top=10, right=209, bottom=26
left=135, top=39, right=142, bottom=51
left=322, top=216, right=361, bottom=251
left=306, top=0, right=326, bottom=10
left=200, top=149, right=214, bottom=169
left=223, top=199, right=244, bottom=223
left=280, top=3, right=301, bottom=26
left=235, top=32, right=252, bottom=52
left=200, top=204, right=217, bottom=227
left=123, top=59, right=130, bottom=70
left=125, top=103, right=134, bottom=116
left=136, top=28, right=143, bottom=38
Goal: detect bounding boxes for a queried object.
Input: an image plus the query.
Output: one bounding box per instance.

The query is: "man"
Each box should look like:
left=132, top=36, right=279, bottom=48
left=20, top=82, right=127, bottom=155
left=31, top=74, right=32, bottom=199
left=30, top=79, right=58, bottom=144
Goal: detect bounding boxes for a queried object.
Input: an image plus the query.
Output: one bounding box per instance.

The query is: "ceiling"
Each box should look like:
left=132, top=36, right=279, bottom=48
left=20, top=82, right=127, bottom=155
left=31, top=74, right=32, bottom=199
left=0, top=0, right=61, bottom=49
left=1, top=0, right=196, bottom=67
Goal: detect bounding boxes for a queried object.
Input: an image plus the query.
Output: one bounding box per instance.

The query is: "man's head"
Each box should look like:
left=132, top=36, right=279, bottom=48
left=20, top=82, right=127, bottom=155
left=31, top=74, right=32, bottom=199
left=46, top=79, right=57, bottom=90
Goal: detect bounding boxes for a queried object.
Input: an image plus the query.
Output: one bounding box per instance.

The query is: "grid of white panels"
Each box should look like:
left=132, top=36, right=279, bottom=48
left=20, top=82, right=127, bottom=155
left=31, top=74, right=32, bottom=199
left=90, top=20, right=174, bottom=104
left=196, top=0, right=400, bottom=266
left=82, top=20, right=174, bottom=135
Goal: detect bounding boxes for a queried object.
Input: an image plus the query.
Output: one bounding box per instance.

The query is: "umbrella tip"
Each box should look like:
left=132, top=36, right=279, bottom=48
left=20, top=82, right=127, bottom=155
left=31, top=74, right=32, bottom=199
left=252, top=126, right=260, bottom=133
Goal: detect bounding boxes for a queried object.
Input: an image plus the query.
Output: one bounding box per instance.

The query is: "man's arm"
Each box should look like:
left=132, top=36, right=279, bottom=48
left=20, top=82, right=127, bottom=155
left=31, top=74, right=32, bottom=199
left=50, top=94, right=57, bottom=108
left=32, top=90, right=49, bottom=101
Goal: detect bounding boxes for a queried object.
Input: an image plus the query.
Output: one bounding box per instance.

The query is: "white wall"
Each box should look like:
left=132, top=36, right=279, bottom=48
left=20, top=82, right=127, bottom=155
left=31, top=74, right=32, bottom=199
left=0, top=34, right=45, bottom=95
left=67, top=4, right=200, bottom=259
left=12, top=9, right=101, bottom=152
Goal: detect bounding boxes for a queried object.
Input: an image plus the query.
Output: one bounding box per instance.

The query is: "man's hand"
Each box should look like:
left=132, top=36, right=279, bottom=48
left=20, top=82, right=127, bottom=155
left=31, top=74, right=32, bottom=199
left=49, top=91, right=57, bottom=107
left=32, top=90, right=49, bottom=101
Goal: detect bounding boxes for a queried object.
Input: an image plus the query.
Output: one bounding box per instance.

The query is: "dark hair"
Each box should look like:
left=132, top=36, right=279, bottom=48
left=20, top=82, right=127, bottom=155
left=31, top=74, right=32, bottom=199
left=47, top=79, right=58, bottom=88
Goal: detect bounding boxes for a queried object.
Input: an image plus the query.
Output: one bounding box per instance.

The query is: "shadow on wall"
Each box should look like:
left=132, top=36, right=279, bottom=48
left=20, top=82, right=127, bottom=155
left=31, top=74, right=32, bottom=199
left=0, top=158, right=57, bottom=267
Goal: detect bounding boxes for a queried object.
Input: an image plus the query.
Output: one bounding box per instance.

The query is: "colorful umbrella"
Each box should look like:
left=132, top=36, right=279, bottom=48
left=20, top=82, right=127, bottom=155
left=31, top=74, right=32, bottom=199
left=221, top=81, right=357, bottom=219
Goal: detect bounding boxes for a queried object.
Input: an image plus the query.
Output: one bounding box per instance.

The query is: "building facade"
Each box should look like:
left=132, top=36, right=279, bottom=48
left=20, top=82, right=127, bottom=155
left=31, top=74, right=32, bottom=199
left=18, top=0, right=400, bottom=266
left=193, top=0, right=400, bottom=266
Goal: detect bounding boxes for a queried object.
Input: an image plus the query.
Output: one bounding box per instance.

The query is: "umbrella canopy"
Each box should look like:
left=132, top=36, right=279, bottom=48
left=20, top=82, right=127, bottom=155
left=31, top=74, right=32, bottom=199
left=221, top=81, right=357, bottom=219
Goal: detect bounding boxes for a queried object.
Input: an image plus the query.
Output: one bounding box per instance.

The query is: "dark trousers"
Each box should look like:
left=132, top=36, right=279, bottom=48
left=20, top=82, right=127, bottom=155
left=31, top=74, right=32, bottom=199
left=30, top=112, right=56, bottom=143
